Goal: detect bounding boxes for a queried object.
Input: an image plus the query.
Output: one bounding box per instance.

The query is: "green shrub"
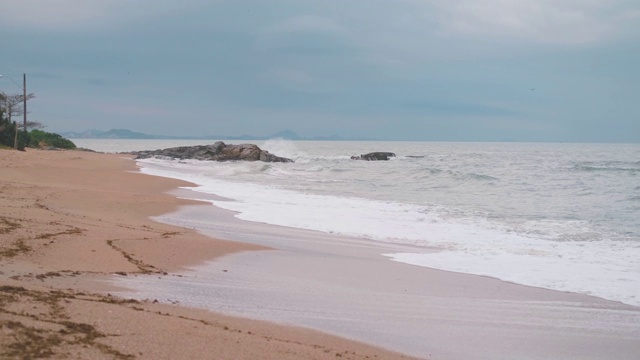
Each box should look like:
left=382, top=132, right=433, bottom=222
left=29, top=129, right=76, bottom=149
left=0, top=122, right=15, bottom=148
left=0, top=109, right=18, bottom=149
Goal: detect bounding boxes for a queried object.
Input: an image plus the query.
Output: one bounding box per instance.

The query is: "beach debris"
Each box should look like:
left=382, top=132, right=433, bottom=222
left=130, top=141, right=293, bottom=163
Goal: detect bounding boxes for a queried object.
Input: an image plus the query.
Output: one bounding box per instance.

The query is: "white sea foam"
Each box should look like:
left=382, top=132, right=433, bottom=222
left=135, top=144, right=640, bottom=306
left=71, top=139, right=640, bottom=307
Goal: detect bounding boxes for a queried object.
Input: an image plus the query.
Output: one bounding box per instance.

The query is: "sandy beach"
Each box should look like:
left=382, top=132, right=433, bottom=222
left=2, top=148, right=640, bottom=360
left=0, top=149, right=413, bottom=359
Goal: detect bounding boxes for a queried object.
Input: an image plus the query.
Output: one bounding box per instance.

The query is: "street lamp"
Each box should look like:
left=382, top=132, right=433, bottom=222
left=0, top=74, right=22, bottom=90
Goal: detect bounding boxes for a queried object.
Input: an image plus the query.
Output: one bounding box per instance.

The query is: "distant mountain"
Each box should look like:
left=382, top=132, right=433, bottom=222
left=60, top=129, right=106, bottom=138
left=101, top=129, right=162, bottom=139
left=61, top=128, right=376, bottom=141
left=60, top=129, right=173, bottom=139
left=269, top=130, right=301, bottom=140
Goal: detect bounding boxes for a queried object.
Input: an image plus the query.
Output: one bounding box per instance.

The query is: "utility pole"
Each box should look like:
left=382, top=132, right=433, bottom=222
left=14, top=120, right=18, bottom=149
left=23, top=73, right=27, bottom=142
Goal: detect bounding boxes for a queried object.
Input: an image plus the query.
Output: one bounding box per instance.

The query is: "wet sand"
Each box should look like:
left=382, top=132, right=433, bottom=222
left=116, top=187, right=640, bottom=360
left=0, top=149, right=413, bottom=359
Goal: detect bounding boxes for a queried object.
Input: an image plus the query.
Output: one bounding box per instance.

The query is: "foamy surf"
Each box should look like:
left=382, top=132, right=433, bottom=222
left=133, top=140, right=640, bottom=307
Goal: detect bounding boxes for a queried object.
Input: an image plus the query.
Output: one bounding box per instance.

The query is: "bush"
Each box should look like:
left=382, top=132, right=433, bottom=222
left=0, top=108, right=19, bottom=149
left=18, top=131, right=30, bottom=150
left=0, top=122, right=16, bottom=148
left=29, top=129, right=76, bottom=149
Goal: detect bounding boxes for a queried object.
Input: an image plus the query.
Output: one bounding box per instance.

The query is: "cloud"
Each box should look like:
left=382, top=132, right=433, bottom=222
left=0, top=0, right=114, bottom=29
left=28, top=72, right=63, bottom=79
left=256, top=15, right=352, bottom=55
left=4, top=0, right=639, bottom=142
left=0, top=0, right=206, bottom=30
left=263, top=15, right=348, bottom=35
left=259, top=68, right=321, bottom=92
left=427, top=0, right=640, bottom=44
left=85, top=78, right=107, bottom=87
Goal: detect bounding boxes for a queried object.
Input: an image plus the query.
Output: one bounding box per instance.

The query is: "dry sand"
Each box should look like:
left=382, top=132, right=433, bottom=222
left=0, top=149, right=414, bottom=359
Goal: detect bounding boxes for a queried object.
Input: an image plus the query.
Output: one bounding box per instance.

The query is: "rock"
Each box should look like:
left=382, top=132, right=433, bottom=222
left=76, top=147, right=99, bottom=153
left=130, top=141, right=293, bottom=163
left=351, top=152, right=396, bottom=161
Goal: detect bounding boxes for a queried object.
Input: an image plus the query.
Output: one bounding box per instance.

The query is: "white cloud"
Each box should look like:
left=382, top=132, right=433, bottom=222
left=0, top=0, right=113, bottom=29
left=0, top=0, right=205, bottom=30
left=426, top=0, right=639, bottom=44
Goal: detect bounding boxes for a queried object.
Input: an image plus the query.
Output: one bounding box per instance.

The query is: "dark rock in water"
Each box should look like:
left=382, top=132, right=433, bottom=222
left=130, top=141, right=293, bottom=163
left=351, top=152, right=396, bottom=161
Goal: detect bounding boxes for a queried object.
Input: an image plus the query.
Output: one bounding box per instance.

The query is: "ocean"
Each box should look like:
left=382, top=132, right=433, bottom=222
left=74, top=139, right=640, bottom=306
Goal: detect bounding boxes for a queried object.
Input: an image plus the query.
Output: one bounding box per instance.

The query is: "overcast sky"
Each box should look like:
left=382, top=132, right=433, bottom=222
left=1, top=0, right=638, bottom=141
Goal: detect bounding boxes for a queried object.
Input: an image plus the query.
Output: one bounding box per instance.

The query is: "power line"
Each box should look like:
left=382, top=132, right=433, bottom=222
left=0, top=74, right=23, bottom=91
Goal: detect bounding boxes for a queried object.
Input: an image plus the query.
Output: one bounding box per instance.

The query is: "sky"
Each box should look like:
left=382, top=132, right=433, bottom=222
left=0, top=0, right=638, bottom=142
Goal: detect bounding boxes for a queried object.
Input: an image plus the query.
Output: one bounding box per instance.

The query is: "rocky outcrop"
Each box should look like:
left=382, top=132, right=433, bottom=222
left=131, top=141, right=293, bottom=163
left=351, top=152, right=396, bottom=161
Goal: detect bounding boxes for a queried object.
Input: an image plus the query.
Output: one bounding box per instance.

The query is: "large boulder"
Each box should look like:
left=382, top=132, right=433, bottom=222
left=131, top=141, right=293, bottom=163
left=351, top=152, right=396, bottom=161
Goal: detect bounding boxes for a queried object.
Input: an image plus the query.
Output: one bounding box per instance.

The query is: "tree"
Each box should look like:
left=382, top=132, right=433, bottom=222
left=24, top=120, right=45, bottom=130
left=0, top=93, right=5, bottom=133
left=0, top=91, right=73, bottom=151
left=0, top=91, right=35, bottom=149
left=0, top=92, right=35, bottom=123
left=0, top=104, right=20, bottom=149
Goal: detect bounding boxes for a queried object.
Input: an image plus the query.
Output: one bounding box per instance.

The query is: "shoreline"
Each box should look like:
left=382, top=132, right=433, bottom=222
left=0, top=149, right=414, bottom=359
left=118, top=199, right=640, bottom=359
left=134, top=156, right=639, bottom=308
left=133, top=145, right=640, bottom=309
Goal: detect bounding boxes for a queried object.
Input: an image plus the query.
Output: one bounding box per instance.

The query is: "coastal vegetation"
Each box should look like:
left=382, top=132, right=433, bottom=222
left=0, top=106, right=21, bottom=149
left=28, top=130, right=76, bottom=149
left=0, top=92, right=75, bottom=150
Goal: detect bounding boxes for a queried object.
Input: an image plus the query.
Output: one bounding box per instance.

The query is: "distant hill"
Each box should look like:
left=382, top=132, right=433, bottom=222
left=61, top=128, right=301, bottom=140
left=61, top=129, right=376, bottom=141
left=60, top=129, right=173, bottom=139
left=269, top=130, right=301, bottom=140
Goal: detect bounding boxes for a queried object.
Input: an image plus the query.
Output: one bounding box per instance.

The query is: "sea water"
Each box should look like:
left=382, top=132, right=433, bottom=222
left=75, top=139, right=640, bottom=306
